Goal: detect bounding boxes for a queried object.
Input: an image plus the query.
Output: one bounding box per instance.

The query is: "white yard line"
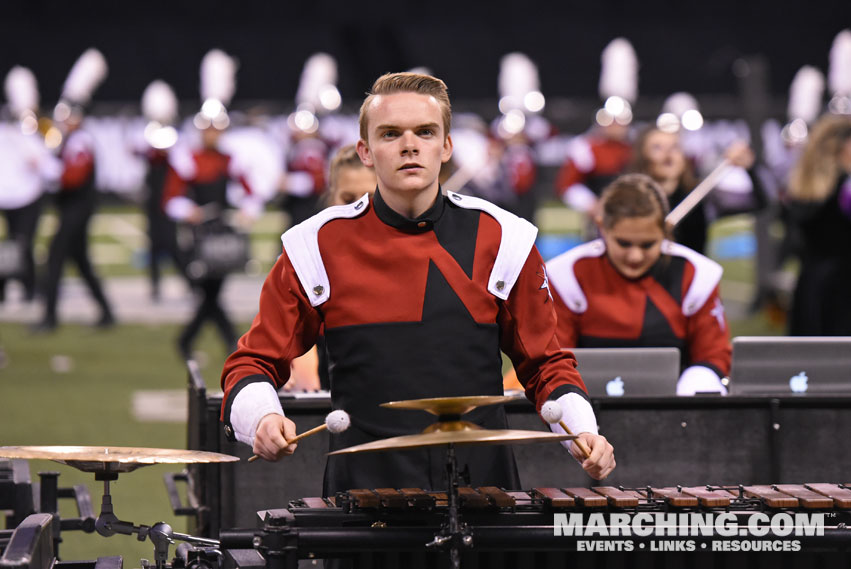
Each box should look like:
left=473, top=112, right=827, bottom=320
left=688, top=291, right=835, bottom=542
left=131, top=390, right=188, bottom=423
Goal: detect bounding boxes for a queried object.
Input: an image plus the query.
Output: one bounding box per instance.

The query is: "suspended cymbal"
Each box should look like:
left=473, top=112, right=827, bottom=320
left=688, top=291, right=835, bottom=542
left=380, top=395, right=523, bottom=416
left=329, top=424, right=573, bottom=455
left=0, top=445, right=239, bottom=474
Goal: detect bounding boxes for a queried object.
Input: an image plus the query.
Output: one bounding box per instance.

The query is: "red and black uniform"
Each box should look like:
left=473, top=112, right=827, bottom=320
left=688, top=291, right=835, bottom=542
left=282, top=135, right=329, bottom=226
left=40, top=128, right=114, bottom=329
left=555, top=135, right=632, bottom=210
left=163, top=147, right=251, bottom=213
left=163, top=147, right=253, bottom=358
left=547, top=239, right=731, bottom=382
left=465, top=138, right=538, bottom=222
left=221, top=189, right=590, bottom=495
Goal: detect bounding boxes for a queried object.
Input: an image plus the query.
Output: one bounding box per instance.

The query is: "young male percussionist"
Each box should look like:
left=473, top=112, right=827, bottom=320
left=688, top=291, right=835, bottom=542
left=220, top=72, right=615, bottom=495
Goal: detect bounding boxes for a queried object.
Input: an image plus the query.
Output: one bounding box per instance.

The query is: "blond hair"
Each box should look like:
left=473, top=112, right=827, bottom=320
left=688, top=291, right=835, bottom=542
left=358, top=72, right=452, bottom=141
left=788, top=114, right=851, bottom=202
left=328, top=144, right=365, bottom=191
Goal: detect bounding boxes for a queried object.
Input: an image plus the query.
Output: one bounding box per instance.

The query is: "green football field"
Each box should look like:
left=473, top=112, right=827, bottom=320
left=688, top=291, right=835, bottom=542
left=0, top=321, right=236, bottom=564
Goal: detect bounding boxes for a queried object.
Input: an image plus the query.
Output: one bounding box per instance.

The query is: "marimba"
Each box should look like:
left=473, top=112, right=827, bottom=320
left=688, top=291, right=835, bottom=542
left=233, top=484, right=851, bottom=569
left=297, top=483, right=851, bottom=511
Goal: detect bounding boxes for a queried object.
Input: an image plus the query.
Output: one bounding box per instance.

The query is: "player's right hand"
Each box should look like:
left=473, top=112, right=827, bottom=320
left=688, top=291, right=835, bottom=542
left=253, top=413, right=298, bottom=461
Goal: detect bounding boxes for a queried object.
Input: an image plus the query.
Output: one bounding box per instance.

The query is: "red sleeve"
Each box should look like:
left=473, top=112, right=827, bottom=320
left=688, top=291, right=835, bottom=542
left=498, top=245, right=587, bottom=411
left=219, top=250, right=322, bottom=419
left=60, top=149, right=94, bottom=189
left=161, top=165, right=189, bottom=211
left=506, top=149, right=536, bottom=195
left=685, top=285, right=732, bottom=376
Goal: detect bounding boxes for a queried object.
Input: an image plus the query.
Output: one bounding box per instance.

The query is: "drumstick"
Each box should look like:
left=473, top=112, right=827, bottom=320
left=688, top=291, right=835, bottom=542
left=665, top=159, right=732, bottom=228
left=248, top=410, right=350, bottom=463
left=540, top=401, right=591, bottom=460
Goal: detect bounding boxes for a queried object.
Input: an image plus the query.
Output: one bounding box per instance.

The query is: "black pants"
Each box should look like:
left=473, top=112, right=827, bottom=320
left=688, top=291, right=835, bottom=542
left=42, top=189, right=113, bottom=325
left=0, top=197, right=42, bottom=301
left=179, top=276, right=237, bottom=358
left=146, top=203, right=181, bottom=297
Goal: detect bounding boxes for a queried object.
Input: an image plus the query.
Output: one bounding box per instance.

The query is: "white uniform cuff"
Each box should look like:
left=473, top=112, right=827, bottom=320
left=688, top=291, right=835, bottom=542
left=230, top=382, right=285, bottom=446
left=677, top=365, right=728, bottom=396
left=548, top=392, right=599, bottom=452
left=165, top=196, right=196, bottom=221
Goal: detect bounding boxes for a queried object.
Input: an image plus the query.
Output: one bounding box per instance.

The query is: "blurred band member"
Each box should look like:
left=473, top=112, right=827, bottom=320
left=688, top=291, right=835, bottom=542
left=556, top=38, right=638, bottom=233
left=786, top=114, right=851, bottom=335
left=37, top=49, right=114, bottom=331
left=162, top=124, right=259, bottom=359
left=280, top=53, right=342, bottom=226
left=138, top=80, right=182, bottom=301
left=1, top=66, right=60, bottom=303
left=163, top=48, right=260, bottom=359
left=631, top=127, right=758, bottom=254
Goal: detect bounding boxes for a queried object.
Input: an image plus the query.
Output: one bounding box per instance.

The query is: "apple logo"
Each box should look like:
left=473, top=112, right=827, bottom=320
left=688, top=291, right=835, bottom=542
left=789, top=371, right=808, bottom=394
left=606, top=376, right=625, bottom=397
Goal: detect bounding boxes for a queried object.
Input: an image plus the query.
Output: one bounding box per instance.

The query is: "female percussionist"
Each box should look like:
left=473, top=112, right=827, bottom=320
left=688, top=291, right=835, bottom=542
left=546, top=173, right=731, bottom=395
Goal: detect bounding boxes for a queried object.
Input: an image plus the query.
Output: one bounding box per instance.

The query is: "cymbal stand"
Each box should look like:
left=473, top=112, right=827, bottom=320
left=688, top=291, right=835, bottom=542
left=425, top=443, right=472, bottom=569
left=92, top=468, right=219, bottom=569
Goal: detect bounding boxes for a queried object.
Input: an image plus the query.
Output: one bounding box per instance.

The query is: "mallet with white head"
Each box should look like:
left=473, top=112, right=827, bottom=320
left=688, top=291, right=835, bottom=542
left=540, top=401, right=591, bottom=460
left=248, top=409, right=350, bottom=463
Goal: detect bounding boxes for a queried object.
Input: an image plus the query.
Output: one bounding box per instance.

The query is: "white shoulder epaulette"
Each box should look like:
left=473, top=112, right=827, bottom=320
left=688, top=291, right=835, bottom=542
left=445, top=191, right=538, bottom=300
left=545, top=239, right=606, bottom=313
left=545, top=239, right=723, bottom=316
left=661, top=240, right=723, bottom=316
left=281, top=193, right=370, bottom=307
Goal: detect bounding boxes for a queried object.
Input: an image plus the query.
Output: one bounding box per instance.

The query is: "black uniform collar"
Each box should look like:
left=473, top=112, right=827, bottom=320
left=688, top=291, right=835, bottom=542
left=373, top=187, right=445, bottom=233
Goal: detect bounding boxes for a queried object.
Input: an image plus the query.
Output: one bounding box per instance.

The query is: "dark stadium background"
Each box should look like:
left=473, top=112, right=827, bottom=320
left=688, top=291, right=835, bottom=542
left=1, top=0, right=847, bottom=118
